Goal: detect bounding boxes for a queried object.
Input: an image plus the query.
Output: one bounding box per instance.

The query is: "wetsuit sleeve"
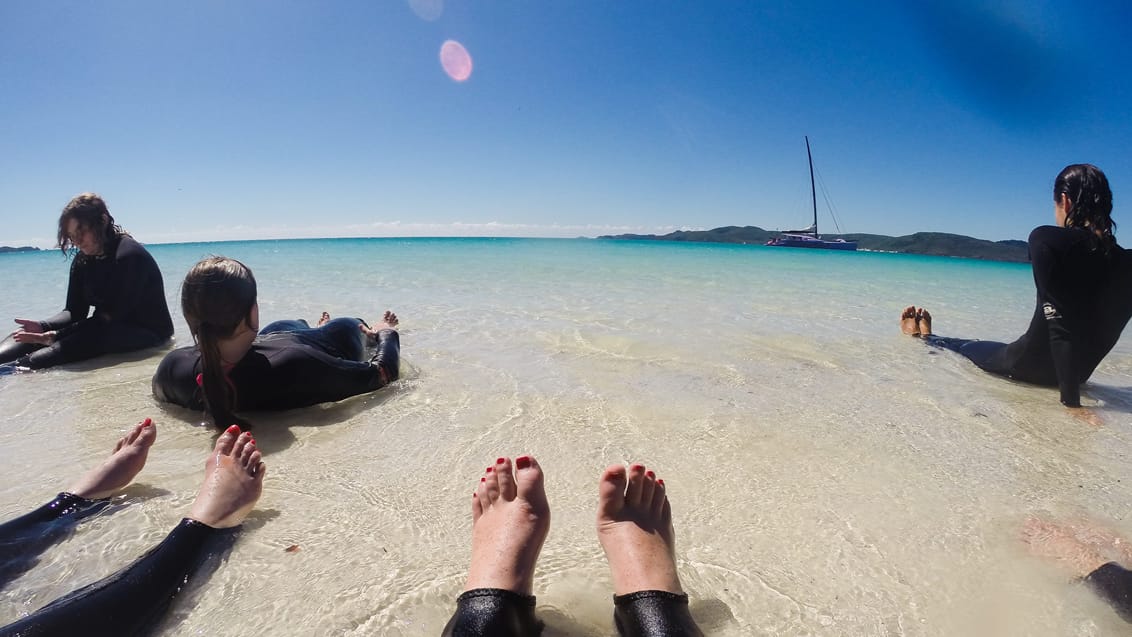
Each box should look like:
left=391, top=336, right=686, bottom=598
left=1084, top=562, right=1132, bottom=623
left=39, top=261, right=87, bottom=330
left=1030, top=229, right=1080, bottom=407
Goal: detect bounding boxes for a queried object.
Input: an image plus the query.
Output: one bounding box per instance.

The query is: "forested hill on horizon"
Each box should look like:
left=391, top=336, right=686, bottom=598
left=599, top=227, right=1030, bottom=262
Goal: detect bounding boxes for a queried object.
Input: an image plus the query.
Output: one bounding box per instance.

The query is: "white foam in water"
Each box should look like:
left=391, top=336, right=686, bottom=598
left=1, top=238, right=1131, bottom=635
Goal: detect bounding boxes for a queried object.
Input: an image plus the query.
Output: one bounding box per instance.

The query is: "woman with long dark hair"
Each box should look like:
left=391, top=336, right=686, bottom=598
left=152, top=256, right=401, bottom=428
left=902, top=164, right=1132, bottom=408
left=0, top=193, right=173, bottom=370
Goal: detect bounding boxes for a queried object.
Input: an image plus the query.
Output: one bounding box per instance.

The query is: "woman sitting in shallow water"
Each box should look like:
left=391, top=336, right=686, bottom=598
left=152, top=256, right=401, bottom=428
left=0, top=193, right=173, bottom=371
left=901, top=164, right=1132, bottom=408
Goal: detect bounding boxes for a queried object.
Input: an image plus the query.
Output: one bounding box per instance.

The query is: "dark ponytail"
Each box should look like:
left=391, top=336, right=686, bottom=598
left=1055, top=164, right=1116, bottom=254
left=181, top=256, right=257, bottom=429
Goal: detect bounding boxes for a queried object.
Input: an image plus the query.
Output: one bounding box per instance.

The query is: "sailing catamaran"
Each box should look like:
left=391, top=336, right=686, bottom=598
left=766, top=136, right=857, bottom=251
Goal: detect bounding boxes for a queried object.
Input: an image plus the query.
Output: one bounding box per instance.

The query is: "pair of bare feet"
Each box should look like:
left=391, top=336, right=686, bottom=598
left=464, top=456, right=683, bottom=599
left=314, top=310, right=400, bottom=336
left=900, top=306, right=933, bottom=337
left=67, top=419, right=265, bottom=529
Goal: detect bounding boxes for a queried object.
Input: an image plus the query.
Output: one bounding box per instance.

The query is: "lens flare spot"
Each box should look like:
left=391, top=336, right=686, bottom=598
left=440, top=40, right=473, bottom=82
left=408, top=0, right=443, bottom=21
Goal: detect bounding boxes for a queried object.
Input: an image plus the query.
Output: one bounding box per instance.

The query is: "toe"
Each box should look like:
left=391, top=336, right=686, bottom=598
left=214, top=424, right=241, bottom=456
left=495, top=457, right=516, bottom=501
left=230, top=431, right=253, bottom=460
left=240, top=439, right=258, bottom=467
left=625, top=463, right=647, bottom=507
left=513, top=455, right=544, bottom=500
left=650, top=476, right=667, bottom=516
left=483, top=464, right=501, bottom=505
left=597, top=464, right=628, bottom=519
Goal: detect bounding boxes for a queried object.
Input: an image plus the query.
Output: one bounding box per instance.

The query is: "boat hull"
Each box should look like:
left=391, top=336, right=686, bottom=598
left=766, top=235, right=858, bottom=251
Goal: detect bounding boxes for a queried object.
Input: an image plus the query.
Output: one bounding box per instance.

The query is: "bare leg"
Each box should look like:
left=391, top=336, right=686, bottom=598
left=916, top=308, right=932, bottom=336
left=900, top=306, right=920, bottom=336
left=464, top=456, right=550, bottom=595
left=187, top=425, right=265, bottom=529
left=67, top=418, right=156, bottom=500
left=1022, top=516, right=1108, bottom=578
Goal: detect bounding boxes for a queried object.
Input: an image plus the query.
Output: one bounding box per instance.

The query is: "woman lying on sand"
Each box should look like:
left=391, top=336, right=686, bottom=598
left=0, top=419, right=264, bottom=636
left=901, top=164, right=1132, bottom=408
left=443, top=456, right=703, bottom=637
left=152, top=256, right=401, bottom=429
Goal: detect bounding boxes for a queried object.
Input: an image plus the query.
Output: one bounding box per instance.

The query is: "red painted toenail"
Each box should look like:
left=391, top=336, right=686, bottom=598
left=486, top=466, right=493, bottom=473
left=515, top=455, right=531, bottom=469
left=496, top=457, right=505, bottom=464
left=480, top=477, right=486, bottom=482
left=630, top=463, right=644, bottom=471
left=141, top=418, right=152, bottom=426
left=226, top=424, right=240, bottom=434
left=657, top=479, right=665, bottom=486
left=646, top=470, right=655, bottom=479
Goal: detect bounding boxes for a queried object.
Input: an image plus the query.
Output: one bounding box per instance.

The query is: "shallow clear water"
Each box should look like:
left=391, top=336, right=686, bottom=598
left=2, top=238, right=1132, bottom=635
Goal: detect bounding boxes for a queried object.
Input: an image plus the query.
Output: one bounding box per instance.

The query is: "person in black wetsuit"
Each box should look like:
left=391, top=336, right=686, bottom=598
left=900, top=164, right=1132, bottom=408
left=150, top=256, right=401, bottom=429
left=0, top=419, right=265, bottom=637
left=0, top=193, right=174, bottom=371
left=1022, top=516, right=1132, bottom=623
left=443, top=456, right=703, bottom=637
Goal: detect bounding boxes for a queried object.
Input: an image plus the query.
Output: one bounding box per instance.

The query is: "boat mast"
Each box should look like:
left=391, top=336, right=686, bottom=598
left=805, top=135, right=817, bottom=237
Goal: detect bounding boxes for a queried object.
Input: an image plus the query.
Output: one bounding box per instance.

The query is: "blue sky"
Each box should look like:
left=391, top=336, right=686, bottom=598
left=2, top=1, right=1130, bottom=247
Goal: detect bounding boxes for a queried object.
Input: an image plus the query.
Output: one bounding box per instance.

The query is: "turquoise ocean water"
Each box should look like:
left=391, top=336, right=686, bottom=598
left=2, top=238, right=1132, bottom=635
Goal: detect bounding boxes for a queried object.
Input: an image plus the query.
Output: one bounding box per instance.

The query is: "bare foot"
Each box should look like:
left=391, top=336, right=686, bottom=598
left=597, top=463, right=683, bottom=596
left=187, top=425, right=265, bottom=529
left=464, top=456, right=550, bottom=595
left=1022, top=516, right=1109, bottom=578
left=359, top=310, right=399, bottom=337
left=916, top=308, right=932, bottom=336
left=900, top=306, right=920, bottom=336
left=68, top=418, right=157, bottom=500
left=317, top=311, right=331, bottom=327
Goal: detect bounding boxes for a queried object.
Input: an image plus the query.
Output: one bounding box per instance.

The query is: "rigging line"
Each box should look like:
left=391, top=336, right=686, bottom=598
left=812, top=164, right=847, bottom=235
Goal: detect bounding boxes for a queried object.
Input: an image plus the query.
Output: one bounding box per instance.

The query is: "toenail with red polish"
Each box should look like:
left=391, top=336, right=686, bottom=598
left=657, top=479, right=665, bottom=486
left=141, top=417, right=152, bottom=426
left=496, top=457, right=505, bottom=464
left=515, top=456, right=531, bottom=469
left=646, top=470, right=655, bottom=479
left=226, top=424, right=240, bottom=434
left=630, top=463, right=644, bottom=471
left=486, top=466, right=493, bottom=473
left=480, top=477, right=486, bottom=482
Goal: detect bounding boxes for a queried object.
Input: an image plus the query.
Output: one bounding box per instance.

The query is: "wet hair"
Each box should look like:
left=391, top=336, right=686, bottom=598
left=56, top=193, right=126, bottom=257
left=1054, top=164, right=1116, bottom=252
left=181, top=256, right=258, bottom=429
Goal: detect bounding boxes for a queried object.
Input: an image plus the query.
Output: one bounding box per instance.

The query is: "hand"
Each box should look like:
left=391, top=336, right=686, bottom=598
left=13, top=318, right=43, bottom=334
left=13, top=330, right=55, bottom=346
left=1069, top=406, right=1104, bottom=428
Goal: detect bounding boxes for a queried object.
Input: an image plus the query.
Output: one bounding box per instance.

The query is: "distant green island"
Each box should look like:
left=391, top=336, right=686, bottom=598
left=599, top=226, right=1029, bottom=262
left=0, top=246, right=41, bottom=254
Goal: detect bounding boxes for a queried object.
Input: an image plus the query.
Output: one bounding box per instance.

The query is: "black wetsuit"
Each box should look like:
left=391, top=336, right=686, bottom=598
left=0, top=494, right=234, bottom=637
left=151, top=317, right=400, bottom=412
left=927, top=226, right=1132, bottom=406
left=0, top=235, right=174, bottom=370
left=441, top=588, right=703, bottom=637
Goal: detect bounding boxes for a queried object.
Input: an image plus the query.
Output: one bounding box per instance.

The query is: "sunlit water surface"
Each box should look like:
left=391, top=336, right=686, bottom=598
left=2, top=238, right=1132, bottom=636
